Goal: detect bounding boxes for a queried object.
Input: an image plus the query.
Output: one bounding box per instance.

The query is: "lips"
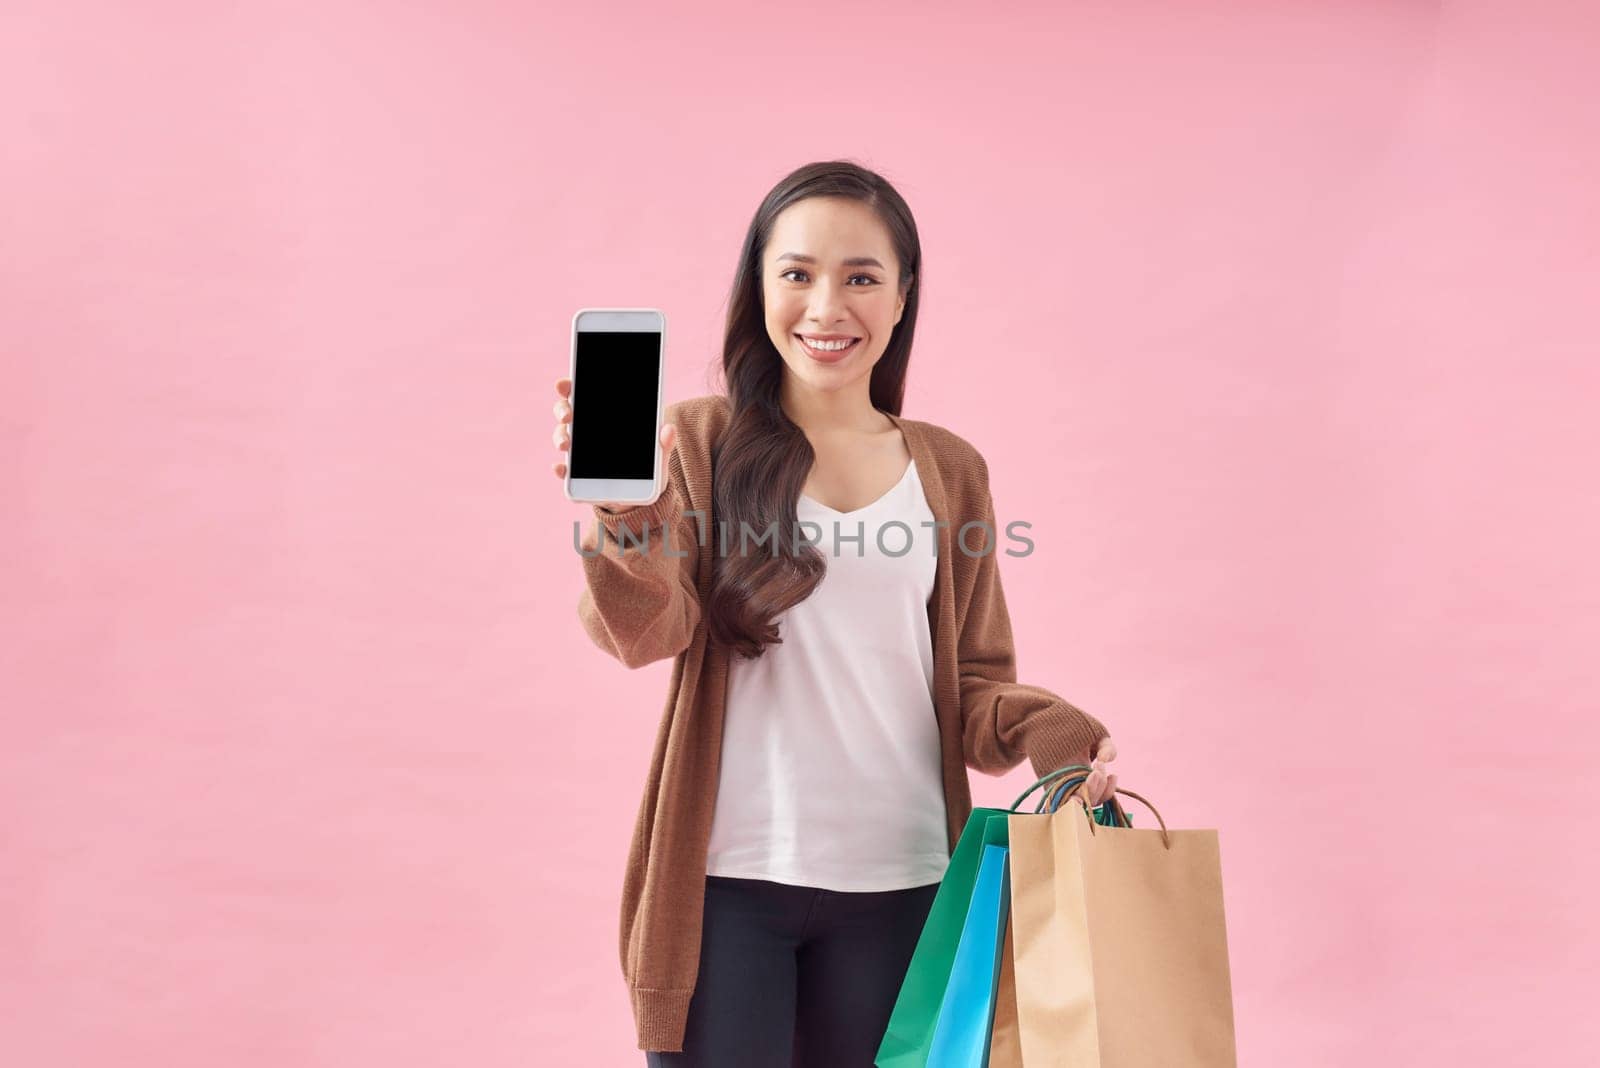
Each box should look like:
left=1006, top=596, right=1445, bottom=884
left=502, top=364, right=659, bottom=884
left=795, top=334, right=861, bottom=363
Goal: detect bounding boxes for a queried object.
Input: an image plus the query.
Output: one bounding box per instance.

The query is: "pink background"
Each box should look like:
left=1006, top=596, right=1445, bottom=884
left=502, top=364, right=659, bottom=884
left=4, top=1, right=1596, bottom=1064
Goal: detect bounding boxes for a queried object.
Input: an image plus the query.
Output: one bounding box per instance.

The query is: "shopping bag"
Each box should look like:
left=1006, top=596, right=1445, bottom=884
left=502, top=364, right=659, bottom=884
left=926, top=815, right=1011, bottom=1067
left=985, top=897, right=1023, bottom=1068
left=881, top=790, right=1128, bottom=1068
left=876, top=808, right=1011, bottom=1068
left=988, top=772, right=1121, bottom=1068
left=1007, top=767, right=1239, bottom=1067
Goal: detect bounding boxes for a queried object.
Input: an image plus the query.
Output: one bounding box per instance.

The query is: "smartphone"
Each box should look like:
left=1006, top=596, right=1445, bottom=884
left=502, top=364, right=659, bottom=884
left=564, top=307, right=667, bottom=505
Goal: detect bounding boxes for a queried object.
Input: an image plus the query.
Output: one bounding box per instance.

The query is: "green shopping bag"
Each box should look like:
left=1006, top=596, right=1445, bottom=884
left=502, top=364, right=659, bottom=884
left=875, top=807, right=1008, bottom=1068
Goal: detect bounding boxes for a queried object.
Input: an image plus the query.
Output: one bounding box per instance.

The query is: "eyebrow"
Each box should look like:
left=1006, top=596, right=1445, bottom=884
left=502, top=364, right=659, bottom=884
left=774, top=252, right=886, bottom=269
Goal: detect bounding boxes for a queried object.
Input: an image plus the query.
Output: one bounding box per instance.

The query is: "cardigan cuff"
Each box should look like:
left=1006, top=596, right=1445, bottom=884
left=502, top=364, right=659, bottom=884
left=631, top=986, right=695, bottom=1052
left=1025, top=703, right=1111, bottom=782
left=593, top=483, right=685, bottom=545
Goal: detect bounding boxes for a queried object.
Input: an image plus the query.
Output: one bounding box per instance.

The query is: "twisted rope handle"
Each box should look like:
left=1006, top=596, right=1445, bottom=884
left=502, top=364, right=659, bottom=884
left=1010, top=766, right=1174, bottom=850
left=1102, top=788, right=1172, bottom=850
left=1008, top=764, right=1094, bottom=812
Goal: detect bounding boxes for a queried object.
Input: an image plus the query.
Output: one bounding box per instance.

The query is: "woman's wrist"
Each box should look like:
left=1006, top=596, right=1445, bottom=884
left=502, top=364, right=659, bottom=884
left=592, top=485, right=681, bottom=535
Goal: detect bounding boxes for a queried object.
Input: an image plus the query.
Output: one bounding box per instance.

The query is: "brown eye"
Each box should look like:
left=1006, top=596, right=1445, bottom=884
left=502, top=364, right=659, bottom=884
left=779, top=269, right=879, bottom=286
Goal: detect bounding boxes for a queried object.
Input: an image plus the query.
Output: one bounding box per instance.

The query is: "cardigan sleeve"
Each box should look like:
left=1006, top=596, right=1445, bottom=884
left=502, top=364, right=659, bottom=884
left=575, top=455, right=702, bottom=670
left=955, top=454, right=1110, bottom=780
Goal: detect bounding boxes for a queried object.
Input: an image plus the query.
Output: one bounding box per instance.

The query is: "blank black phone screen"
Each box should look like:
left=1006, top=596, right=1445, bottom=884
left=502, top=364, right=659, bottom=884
left=570, top=330, right=662, bottom=479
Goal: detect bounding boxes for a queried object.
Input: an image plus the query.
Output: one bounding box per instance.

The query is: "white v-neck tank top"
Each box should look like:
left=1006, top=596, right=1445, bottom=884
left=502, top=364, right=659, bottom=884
left=705, top=457, right=951, bottom=891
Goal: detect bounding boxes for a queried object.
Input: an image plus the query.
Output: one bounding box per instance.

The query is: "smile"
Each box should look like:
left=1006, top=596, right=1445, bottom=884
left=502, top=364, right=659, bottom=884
left=796, top=335, right=861, bottom=362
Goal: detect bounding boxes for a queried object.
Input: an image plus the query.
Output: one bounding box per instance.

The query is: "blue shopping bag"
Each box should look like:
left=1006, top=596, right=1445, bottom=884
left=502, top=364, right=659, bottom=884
left=926, top=817, right=1011, bottom=1068
left=877, top=808, right=1011, bottom=1068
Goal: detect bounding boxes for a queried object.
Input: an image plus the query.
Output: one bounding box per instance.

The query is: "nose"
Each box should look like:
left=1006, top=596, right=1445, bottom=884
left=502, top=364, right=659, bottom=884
left=806, top=276, right=849, bottom=328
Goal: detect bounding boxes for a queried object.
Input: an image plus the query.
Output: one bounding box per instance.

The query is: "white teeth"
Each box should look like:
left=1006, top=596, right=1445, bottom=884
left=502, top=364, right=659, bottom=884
left=801, top=336, right=856, bottom=352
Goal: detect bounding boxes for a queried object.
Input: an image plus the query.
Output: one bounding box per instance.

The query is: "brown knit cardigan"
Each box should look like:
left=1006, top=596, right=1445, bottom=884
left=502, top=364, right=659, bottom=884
left=575, top=393, right=1109, bottom=1052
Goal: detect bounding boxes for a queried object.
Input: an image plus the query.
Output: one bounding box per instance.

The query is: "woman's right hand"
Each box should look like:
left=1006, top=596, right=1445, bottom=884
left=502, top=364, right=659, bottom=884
left=553, top=376, right=678, bottom=513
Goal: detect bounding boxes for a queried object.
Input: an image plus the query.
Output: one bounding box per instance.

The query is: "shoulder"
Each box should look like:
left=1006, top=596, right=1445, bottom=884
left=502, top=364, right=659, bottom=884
left=899, top=413, right=992, bottom=485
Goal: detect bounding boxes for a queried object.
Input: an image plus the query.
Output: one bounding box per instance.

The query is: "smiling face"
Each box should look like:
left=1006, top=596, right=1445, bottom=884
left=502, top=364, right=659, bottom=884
left=761, top=196, right=908, bottom=400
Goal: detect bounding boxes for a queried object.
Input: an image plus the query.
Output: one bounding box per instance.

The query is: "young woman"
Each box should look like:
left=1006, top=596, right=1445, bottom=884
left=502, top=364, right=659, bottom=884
left=552, top=160, right=1119, bottom=1066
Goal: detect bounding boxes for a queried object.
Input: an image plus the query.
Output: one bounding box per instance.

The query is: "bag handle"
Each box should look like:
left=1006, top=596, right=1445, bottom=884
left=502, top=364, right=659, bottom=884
left=1011, top=765, right=1111, bottom=815
left=1099, top=788, right=1172, bottom=849
left=1010, top=766, right=1174, bottom=850
left=1009, top=764, right=1094, bottom=812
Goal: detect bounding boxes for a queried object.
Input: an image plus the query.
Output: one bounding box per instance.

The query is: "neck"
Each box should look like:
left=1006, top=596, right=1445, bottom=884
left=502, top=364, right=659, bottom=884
left=779, top=375, right=890, bottom=435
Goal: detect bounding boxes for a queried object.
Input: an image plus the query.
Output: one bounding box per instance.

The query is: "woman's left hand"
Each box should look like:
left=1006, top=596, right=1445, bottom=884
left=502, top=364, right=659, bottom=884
left=1081, top=737, right=1119, bottom=807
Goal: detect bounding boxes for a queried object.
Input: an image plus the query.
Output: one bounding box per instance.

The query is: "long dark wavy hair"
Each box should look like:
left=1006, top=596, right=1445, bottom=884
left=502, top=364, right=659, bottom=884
left=706, top=160, right=923, bottom=660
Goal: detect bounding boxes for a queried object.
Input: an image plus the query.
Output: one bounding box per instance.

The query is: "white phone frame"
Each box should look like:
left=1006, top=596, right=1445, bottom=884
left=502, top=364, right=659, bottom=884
left=563, top=307, right=666, bottom=505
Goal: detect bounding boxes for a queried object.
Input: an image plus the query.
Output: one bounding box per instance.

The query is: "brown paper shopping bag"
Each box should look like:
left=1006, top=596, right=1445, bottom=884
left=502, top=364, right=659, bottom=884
left=1007, top=771, right=1238, bottom=1067
left=986, top=911, right=1023, bottom=1067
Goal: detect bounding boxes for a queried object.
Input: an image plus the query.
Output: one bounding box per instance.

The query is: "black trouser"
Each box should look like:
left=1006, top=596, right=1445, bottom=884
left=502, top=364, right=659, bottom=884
left=645, top=874, right=940, bottom=1067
